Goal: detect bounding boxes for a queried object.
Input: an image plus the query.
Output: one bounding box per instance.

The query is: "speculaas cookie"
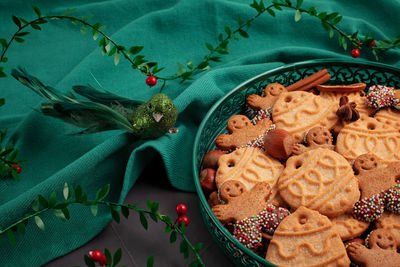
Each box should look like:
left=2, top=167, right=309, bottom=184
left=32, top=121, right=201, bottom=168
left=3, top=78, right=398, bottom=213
left=347, top=228, right=400, bottom=267
left=278, top=148, right=360, bottom=217
left=272, top=91, right=338, bottom=143
left=331, top=213, right=369, bottom=241
left=215, top=115, right=272, bottom=151
left=215, top=147, right=284, bottom=192
left=375, top=107, right=400, bottom=130
left=246, top=83, right=287, bottom=110
left=336, top=117, right=400, bottom=164
left=266, top=206, right=350, bottom=267
left=292, top=126, right=334, bottom=155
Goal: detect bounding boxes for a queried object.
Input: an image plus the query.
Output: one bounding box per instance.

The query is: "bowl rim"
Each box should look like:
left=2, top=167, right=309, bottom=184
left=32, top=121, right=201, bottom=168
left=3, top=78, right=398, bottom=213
left=192, top=58, right=400, bottom=265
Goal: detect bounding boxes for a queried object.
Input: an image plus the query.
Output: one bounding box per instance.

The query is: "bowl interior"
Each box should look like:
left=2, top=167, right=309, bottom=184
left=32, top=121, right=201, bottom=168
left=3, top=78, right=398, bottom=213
left=192, top=59, right=400, bottom=266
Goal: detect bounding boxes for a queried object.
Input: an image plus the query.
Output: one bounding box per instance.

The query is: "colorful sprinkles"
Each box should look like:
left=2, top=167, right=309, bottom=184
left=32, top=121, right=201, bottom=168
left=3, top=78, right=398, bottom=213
left=366, top=85, right=400, bottom=109
left=352, top=193, right=385, bottom=222
left=233, top=205, right=290, bottom=249
left=384, top=184, right=400, bottom=213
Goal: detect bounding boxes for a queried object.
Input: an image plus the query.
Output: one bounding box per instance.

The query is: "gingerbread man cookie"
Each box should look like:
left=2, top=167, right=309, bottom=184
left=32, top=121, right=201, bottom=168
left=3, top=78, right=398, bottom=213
left=246, top=83, right=287, bottom=110
left=347, top=228, right=400, bottom=267
left=292, top=126, right=334, bottom=155
left=211, top=181, right=271, bottom=223
left=353, top=153, right=400, bottom=199
left=215, top=115, right=272, bottom=151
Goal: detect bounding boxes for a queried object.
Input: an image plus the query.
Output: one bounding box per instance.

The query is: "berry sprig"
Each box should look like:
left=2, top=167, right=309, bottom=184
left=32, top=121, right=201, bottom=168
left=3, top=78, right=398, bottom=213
left=1, top=2, right=400, bottom=89
left=0, top=98, right=24, bottom=181
left=88, top=250, right=107, bottom=266
left=0, top=183, right=205, bottom=267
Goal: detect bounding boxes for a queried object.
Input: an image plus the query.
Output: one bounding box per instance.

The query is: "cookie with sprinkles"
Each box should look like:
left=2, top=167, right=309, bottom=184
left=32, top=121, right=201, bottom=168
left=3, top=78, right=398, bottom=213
left=366, top=85, right=400, bottom=109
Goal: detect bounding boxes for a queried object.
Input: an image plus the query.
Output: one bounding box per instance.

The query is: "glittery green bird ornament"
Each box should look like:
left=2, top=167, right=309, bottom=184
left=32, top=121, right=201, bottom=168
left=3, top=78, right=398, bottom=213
left=12, top=68, right=178, bottom=139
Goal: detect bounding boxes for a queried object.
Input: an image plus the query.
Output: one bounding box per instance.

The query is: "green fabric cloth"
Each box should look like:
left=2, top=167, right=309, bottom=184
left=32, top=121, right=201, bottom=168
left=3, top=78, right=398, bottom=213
left=0, top=0, right=399, bottom=266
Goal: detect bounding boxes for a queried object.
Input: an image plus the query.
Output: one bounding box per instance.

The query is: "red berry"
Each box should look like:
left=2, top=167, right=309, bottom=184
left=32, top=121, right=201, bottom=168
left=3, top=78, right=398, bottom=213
left=145, top=76, right=157, bottom=87
left=98, top=254, right=107, bottom=266
left=369, top=40, right=376, bottom=47
left=176, top=204, right=187, bottom=216
left=351, top=49, right=360, bottom=58
left=89, top=250, right=103, bottom=262
left=177, top=215, right=190, bottom=227
left=12, top=164, right=22, bottom=173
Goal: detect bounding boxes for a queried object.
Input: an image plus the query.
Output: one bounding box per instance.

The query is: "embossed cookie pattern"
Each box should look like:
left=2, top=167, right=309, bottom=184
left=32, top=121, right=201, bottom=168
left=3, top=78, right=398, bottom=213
left=272, top=91, right=338, bottom=143
left=375, top=108, right=400, bottom=130
left=278, top=148, right=360, bottom=216
left=336, top=117, right=400, bottom=164
left=266, top=206, right=350, bottom=267
left=216, top=147, right=284, bottom=191
left=331, top=213, right=369, bottom=241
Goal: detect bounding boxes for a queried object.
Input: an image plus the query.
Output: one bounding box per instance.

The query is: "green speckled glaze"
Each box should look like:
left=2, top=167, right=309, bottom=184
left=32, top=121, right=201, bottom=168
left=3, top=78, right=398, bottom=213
left=192, top=59, right=400, bottom=267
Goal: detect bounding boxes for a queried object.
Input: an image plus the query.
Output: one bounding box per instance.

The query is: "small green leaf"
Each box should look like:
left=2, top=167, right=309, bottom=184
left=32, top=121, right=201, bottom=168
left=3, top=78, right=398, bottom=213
left=84, top=254, right=95, bottom=267
left=111, top=207, right=120, bottom=223
left=62, top=207, right=70, bottom=220
left=82, top=14, right=94, bottom=21
left=31, top=24, right=41, bottom=30
left=179, top=240, right=189, bottom=259
left=80, top=25, right=88, bottom=35
left=113, top=248, right=122, bottom=266
left=238, top=29, right=249, bottom=38
left=15, top=32, right=29, bottom=37
left=151, top=202, right=159, bottom=213
left=32, top=199, right=39, bottom=211
left=267, top=9, right=276, bottom=17
left=49, top=192, right=57, bottom=208
left=38, top=195, right=48, bottom=208
left=197, top=61, right=209, bottom=69
left=147, top=255, right=154, bottom=267
left=296, top=0, right=303, bottom=9
left=308, top=6, right=317, bottom=16
left=205, top=42, right=214, bottom=51
left=224, top=26, right=231, bottom=36
left=18, top=222, right=26, bottom=235
left=90, top=205, right=98, bottom=216
left=318, top=12, right=327, bottom=19
left=195, top=242, right=203, bottom=252
left=114, top=52, right=120, bottom=66
left=149, top=213, right=158, bottom=222
left=63, top=183, right=69, bottom=200
left=54, top=209, right=67, bottom=222
left=321, top=20, right=330, bottom=31
left=62, top=8, right=77, bottom=16
left=177, top=63, right=186, bottom=75
left=0, top=38, right=7, bottom=49
left=294, top=10, right=302, bottom=22
left=139, top=212, right=148, bottom=230
left=75, top=186, right=83, bottom=201
left=274, top=4, right=282, bottom=11
left=0, top=98, right=5, bottom=107
left=11, top=169, right=19, bottom=182
left=329, top=28, right=334, bottom=39
left=104, top=248, right=112, bottom=266
left=108, top=46, right=117, bottom=56
left=333, top=16, right=342, bottom=25
left=32, top=6, right=41, bottom=17
left=128, top=46, right=143, bottom=55
left=164, top=224, right=172, bottom=233
left=121, top=206, right=129, bottom=218
left=96, top=184, right=110, bottom=201
left=14, top=37, right=24, bottom=43
left=12, top=16, right=21, bottom=28
left=34, top=216, right=45, bottom=231
left=327, top=12, right=339, bottom=20
left=169, top=230, right=177, bottom=243
left=7, top=230, right=15, bottom=245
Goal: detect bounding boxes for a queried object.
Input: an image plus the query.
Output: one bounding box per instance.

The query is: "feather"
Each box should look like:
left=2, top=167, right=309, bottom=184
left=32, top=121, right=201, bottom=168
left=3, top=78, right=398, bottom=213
left=72, top=85, right=143, bottom=108
left=12, top=68, right=134, bottom=134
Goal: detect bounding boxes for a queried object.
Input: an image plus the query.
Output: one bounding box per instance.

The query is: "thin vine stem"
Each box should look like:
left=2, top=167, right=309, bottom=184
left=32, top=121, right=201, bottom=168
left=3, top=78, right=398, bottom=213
left=0, top=197, right=205, bottom=266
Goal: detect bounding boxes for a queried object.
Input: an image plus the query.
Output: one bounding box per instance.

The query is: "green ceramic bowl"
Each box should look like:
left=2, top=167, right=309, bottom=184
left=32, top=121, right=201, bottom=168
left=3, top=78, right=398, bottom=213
left=192, top=59, right=400, bottom=266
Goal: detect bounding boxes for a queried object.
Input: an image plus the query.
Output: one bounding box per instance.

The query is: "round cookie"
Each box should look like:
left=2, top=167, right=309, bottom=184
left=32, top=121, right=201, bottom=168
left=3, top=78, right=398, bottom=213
left=278, top=148, right=360, bottom=217
left=216, top=147, right=284, bottom=191
left=331, top=213, right=370, bottom=241
left=266, top=206, right=350, bottom=267
left=336, top=117, right=400, bottom=164
left=375, top=107, right=400, bottom=130
left=272, top=91, right=338, bottom=143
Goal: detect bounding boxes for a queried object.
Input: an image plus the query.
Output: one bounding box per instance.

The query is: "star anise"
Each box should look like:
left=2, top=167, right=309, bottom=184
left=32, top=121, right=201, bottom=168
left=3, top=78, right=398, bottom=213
left=336, top=96, right=360, bottom=122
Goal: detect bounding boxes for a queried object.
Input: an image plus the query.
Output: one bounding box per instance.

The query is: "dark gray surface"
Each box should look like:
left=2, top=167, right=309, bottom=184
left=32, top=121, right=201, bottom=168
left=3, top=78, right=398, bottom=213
left=45, top=156, right=233, bottom=267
